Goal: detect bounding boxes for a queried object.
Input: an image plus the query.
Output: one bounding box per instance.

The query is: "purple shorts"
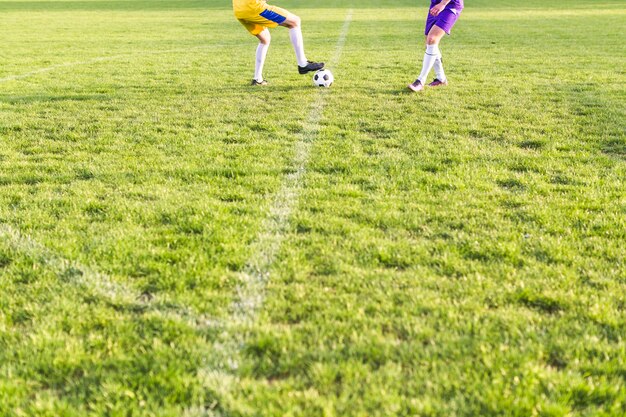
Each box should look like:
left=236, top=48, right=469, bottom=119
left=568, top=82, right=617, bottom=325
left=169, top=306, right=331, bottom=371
left=425, top=8, right=461, bottom=35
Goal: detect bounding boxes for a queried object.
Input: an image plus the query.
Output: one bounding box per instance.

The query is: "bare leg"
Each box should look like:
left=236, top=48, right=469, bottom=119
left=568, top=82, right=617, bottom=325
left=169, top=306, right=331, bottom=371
left=253, top=29, right=271, bottom=83
left=418, top=25, right=446, bottom=83
left=280, top=14, right=307, bottom=67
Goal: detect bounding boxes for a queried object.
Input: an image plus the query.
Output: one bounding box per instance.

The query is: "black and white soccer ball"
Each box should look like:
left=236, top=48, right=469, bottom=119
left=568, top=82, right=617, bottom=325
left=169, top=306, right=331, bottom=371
left=313, top=69, right=334, bottom=88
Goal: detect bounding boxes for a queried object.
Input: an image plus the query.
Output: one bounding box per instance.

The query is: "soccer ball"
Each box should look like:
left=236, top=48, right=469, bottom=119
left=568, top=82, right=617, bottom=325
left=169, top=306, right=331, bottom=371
left=313, top=69, right=334, bottom=87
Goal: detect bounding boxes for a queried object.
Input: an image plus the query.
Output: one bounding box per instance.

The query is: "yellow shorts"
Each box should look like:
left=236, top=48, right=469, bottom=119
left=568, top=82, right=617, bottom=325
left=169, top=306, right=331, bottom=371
left=233, top=0, right=290, bottom=35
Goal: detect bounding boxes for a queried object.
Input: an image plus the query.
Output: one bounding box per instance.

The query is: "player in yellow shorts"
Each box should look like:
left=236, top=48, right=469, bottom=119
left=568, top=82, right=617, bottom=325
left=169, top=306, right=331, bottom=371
left=233, top=0, right=324, bottom=85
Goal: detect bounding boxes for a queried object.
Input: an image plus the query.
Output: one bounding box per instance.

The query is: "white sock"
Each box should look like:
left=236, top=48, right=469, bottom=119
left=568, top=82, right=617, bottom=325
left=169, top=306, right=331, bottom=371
left=289, top=27, right=308, bottom=67
left=433, top=54, right=446, bottom=82
left=254, top=42, right=269, bottom=82
left=417, top=44, right=440, bottom=83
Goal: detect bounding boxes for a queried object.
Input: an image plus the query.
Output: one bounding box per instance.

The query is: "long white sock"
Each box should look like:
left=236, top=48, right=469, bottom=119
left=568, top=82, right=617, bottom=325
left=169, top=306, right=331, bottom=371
left=433, top=54, right=446, bottom=82
left=418, top=44, right=440, bottom=83
left=254, top=42, right=269, bottom=82
left=289, top=27, right=308, bottom=67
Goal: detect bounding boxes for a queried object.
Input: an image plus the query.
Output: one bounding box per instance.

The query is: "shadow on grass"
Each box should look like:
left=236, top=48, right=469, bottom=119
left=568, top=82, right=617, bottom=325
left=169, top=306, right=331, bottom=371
left=561, top=82, right=625, bottom=160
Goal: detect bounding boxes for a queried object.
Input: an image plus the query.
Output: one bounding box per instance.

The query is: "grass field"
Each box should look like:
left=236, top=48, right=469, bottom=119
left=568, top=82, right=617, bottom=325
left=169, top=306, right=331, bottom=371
left=1, top=0, right=625, bottom=416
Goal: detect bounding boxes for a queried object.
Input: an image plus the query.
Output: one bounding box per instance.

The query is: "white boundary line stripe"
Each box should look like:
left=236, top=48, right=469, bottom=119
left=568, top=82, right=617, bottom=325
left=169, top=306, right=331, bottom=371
left=0, top=223, right=220, bottom=330
left=234, top=8, right=353, bottom=332
left=192, top=10, right=353, bottom=415
left=0, top=45, right=218, bottom=83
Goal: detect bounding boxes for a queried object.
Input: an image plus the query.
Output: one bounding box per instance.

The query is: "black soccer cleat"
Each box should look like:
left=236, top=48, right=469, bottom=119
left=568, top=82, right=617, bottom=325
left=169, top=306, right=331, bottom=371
left=298, top=61, right=325, bottom=74
left=251, top=79, right=268, bottom=86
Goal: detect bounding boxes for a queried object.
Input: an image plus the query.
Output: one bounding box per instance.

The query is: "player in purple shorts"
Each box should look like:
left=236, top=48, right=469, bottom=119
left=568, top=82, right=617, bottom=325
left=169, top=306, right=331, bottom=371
left=408, top=0, right=464, bottom=92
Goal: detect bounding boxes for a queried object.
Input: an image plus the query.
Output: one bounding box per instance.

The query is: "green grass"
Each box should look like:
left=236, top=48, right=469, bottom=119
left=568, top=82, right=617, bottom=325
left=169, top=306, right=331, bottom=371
left=1, top=0, right=625, bottom=416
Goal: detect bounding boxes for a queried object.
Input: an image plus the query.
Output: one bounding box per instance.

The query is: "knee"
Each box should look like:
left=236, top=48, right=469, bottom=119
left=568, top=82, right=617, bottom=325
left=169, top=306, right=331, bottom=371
left=259, top=31, right=271, bottom=45
left=287, top=15, right=301, bottom=29
left=426, top=36, right=439, bottom=45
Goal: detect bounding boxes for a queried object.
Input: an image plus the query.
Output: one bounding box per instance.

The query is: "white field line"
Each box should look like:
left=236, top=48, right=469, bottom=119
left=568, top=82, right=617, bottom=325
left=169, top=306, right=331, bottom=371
left=0, top=45, right=217, bottom=83
left=0, top=223, right=219, bottom=330
left=192, top=10, right=353, bottom=415
left=232, top=11, right=353, bottom=329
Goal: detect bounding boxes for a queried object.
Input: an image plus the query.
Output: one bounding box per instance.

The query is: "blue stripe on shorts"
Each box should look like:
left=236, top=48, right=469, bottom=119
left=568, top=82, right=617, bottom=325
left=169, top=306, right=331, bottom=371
left=260, top=9, right=287, bottom=24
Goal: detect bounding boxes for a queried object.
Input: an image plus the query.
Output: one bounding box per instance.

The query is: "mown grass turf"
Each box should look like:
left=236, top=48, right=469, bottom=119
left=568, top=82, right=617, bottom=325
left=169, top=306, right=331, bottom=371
left=1, top=0, right=625, bottom=416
